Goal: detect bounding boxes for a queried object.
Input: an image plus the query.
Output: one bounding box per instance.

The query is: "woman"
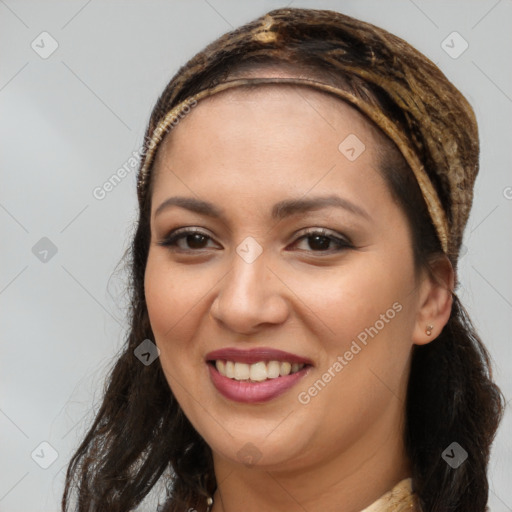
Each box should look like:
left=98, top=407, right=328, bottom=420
left=61, top=7, right=505, bottom=512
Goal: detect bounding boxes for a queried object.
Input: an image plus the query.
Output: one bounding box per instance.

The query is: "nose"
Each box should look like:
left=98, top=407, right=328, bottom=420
left=209, top=248, right=290, bottom=334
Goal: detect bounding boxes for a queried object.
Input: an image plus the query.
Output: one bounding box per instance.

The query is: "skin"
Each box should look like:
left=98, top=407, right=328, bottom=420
left=144, top=76, right=454, bottom=512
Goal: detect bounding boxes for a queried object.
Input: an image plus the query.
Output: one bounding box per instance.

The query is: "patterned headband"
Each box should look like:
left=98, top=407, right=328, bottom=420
left=135, top=8, right=480, bottom=266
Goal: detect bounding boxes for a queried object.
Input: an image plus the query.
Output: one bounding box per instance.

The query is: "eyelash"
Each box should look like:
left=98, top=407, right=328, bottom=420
left=157, top=227, right=353, bottom=254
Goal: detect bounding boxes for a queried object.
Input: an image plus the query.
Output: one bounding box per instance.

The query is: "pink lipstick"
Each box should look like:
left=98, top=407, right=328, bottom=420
left=205, top=347, right=312, bottom=403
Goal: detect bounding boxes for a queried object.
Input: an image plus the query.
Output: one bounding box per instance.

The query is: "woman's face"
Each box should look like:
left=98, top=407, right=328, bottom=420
left=144, top=85, right=429, bottom=474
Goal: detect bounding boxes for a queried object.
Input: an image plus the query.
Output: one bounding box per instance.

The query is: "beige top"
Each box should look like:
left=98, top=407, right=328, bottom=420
left=361, top=478, right=420, bottom=512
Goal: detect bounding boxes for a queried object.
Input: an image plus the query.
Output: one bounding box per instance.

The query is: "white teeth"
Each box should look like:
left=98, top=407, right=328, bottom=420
left=280, top=362, right=291, bottom=376
left=215, top=360, right=225, bottom=374
left=267, top=360, right=280, bottom=379
left=249, top=361, right=268, bottom=382
left=214, top=360, right=305, bottom=381
left=225, top=360, right=235, bottom=379
left=234, top=362, right=250, bottom=380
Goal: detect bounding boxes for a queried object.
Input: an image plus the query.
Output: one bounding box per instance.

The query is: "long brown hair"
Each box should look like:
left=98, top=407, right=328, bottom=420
left=62, top=8, right=505, bottom=512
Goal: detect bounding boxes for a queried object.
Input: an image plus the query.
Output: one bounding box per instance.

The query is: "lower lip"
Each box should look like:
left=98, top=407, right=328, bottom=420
left=207, top=363, right=310, bottom=403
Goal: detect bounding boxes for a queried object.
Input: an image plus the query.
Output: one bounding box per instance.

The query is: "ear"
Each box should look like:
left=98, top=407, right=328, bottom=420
left=412, top=255, right=455, bottom=345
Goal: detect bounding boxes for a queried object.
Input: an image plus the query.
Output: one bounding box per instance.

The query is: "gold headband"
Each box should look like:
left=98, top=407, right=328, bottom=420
left=137, top=77, right=449, bottom=253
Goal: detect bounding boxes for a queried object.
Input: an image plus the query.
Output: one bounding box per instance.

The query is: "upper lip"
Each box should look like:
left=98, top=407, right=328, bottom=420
left=205, top=347, right=313, bottom=365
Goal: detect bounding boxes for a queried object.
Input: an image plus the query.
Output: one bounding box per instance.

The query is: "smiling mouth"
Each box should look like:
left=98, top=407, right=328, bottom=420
left=208, top=360, right=308, bottom=382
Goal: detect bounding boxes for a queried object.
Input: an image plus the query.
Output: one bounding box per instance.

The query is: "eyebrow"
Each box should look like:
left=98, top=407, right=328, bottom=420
left=154, top=194, right=371, bottom=222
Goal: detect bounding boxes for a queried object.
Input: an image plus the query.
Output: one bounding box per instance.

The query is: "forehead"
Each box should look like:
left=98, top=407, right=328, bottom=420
left=147, top=85, right=404, bottom=236
left=153, top=84, right=387, bottom=168
left=149, top=85, right=394, bottom=221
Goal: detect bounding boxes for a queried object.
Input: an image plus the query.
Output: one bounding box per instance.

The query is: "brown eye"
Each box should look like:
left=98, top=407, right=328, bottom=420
left=158, top=228, right=217, bottom=251
left=292, top=228, right=352, bottom=253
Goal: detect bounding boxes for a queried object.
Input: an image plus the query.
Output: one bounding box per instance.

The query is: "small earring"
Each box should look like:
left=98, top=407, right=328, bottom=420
left=425, top=324, right=434, bottom=336
left=206, top=496, right=213, bottom=511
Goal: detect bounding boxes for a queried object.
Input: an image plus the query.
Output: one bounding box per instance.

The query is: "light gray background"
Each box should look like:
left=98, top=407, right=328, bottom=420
left=1, top=1, right=511, bottom=511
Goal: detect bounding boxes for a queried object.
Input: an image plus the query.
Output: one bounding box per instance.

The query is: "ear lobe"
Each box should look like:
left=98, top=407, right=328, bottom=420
left=412, top=255, right=455, bottom=346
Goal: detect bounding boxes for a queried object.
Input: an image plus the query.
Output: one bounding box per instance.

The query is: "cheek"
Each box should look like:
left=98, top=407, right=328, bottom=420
left=144, top=256, right=207, bottom=394
left=144, top=252, right=204, bottom=334
left=286, top=256, right=412, bottom=345
left=292, top=259, right=416, bottom=411
left=292, top=265, right=413, bottom=425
